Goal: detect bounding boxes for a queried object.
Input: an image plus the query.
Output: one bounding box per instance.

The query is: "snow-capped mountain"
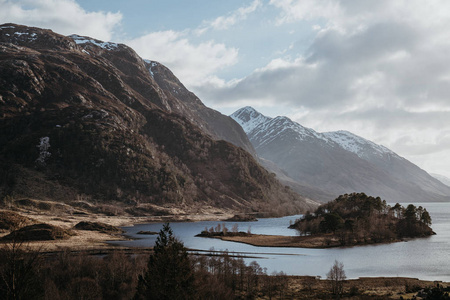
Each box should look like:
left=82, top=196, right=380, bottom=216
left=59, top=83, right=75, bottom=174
left=231, top=107, right=450, bottom=203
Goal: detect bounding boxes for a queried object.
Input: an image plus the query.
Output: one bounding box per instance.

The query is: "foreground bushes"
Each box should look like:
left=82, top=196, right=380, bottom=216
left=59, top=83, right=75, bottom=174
left=0, top=224, right=286, bottom=300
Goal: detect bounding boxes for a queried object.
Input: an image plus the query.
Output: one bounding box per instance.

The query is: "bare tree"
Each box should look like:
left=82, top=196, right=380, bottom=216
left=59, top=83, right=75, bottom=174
left=327, top=260, right=346, bottom=297
left=0, top=222, right=44, bottom=300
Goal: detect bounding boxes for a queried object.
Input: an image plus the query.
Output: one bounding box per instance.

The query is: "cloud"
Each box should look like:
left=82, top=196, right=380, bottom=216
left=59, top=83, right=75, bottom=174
left=198, top=0, right=262, bottom=33
left=126, top=30, right=239, bottom=87
left=0, top=0, right=122, bottom=41
left=192, top=0, right=450, bottom=175
left=269, top=0, right=342, bottom=25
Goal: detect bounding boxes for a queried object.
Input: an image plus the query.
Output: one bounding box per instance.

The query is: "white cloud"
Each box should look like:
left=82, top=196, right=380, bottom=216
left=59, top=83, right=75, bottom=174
left=126, top=30, right=239, bottom=87
left=0, top=0, right=122, bottom=41
left=193, top=0, right=450, bottom=175
left=198, top=0, right=262, bottom=33
left=269, top=0, right=342, bottom=26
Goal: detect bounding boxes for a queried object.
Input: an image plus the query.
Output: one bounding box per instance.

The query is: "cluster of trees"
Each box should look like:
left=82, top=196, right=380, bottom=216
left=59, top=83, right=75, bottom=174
left=135, top=223, right=287, bottom=299
left=197, top=223, right=251, bottom=237
left=293, top=193, right=434, bottom=246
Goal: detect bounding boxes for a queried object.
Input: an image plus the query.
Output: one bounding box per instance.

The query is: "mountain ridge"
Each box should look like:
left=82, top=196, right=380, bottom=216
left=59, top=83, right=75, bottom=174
left=231, top=106, right=450, bottom=203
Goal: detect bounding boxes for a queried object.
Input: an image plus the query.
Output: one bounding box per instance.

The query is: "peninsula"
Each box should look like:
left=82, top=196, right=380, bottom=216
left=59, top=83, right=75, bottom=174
left=198, top=193, right=435, bottom=248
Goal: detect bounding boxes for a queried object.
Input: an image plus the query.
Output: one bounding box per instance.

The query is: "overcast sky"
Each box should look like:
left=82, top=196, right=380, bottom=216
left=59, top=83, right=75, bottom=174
left=1, top=0, right=450, bottom=178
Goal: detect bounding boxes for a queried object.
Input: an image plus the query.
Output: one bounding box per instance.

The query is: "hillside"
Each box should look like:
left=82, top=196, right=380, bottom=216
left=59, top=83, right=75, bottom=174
left=0, top=24, right=317, bottom=216
left=231, top=107, right=450, bottom=203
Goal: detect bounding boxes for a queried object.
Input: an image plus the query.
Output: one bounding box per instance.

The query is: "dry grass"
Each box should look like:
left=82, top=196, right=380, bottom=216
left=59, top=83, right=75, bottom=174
left=275, top=276, right=444, bottom=299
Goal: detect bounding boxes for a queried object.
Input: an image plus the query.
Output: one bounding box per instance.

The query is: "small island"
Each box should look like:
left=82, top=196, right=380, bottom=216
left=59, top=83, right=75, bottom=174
left=197, top=193, right=435, bottom=248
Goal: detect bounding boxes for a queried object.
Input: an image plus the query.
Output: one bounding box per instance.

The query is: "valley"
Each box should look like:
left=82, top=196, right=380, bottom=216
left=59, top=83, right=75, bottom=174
left=1, top=22, right=450, bottom=299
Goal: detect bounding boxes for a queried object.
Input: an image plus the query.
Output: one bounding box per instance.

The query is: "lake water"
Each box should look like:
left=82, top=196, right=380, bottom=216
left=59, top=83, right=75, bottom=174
left=111, top=202, right=450, bottom=281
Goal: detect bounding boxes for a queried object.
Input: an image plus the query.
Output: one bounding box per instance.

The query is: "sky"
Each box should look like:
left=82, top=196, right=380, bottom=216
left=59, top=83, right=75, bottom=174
left=1, top=0, right=450, bottom=178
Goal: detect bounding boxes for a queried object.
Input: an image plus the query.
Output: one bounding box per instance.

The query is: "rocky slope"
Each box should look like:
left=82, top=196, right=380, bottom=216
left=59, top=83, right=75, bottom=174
left=0, top=24, right=317, bottom=216
left=146, top=60, right=255, bottom=156
left=231, top=107, right=450, bottom=203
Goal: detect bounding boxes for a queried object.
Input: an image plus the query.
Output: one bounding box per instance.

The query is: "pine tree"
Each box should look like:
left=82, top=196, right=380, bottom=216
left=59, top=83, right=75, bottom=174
left=134, top=223, right=195, bottom=300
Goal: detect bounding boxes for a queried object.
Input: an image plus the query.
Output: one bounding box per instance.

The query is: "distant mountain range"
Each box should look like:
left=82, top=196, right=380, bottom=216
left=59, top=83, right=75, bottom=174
left=0, top=24, right=317, bottom=216
left=231, top=107, right=450, bottom=203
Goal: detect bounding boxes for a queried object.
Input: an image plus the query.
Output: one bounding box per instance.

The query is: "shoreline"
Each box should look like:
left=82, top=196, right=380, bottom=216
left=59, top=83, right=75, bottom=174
left=2, top=208, right=449, bottom=291
left=0, top=208, right=235, bottom=252
left=198, top=233, right=403, bottom=249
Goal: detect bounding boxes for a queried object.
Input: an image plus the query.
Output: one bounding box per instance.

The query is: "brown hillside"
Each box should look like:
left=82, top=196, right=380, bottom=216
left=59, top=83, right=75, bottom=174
left=0, top=24, right=317, bottom=216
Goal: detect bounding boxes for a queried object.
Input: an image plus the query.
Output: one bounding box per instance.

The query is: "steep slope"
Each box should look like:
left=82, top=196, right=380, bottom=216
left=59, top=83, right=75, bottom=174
left=0, top=24, right=317, bottom=215
left=323, top=130, right=450, bottom=197
left=147, top=62, right=256, bottom=155
left=257, top=157, right=336, bottom=202
left=231, top=107, right=450, bottom=203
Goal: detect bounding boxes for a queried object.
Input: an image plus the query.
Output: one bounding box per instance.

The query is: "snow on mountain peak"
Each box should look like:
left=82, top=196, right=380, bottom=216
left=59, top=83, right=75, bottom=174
left=269, top=116, right=327, bottom=142
left=231, top=106, right=396, bottom=159
left=323, top=130, right=394, bottom=158
left=70, top=35, right=119, bottom=51
left=230, top=106, right=271, bottom=134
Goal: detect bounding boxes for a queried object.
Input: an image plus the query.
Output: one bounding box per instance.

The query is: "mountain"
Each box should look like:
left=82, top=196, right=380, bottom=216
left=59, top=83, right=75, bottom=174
left=231, top=107, right=450, bottom=203
left=0, top=24, right=318, bottom=216
left=431, top=174, right=450, bottom=187
left=145, top=60, right=256, bottom=156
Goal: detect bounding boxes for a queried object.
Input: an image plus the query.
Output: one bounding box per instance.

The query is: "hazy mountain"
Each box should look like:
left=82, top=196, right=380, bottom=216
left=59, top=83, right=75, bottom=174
left=0, top=24, right=318, bottom=215
left=231, top=106, right=450, bottom=203
left=431, top=174, right=450, bottom=187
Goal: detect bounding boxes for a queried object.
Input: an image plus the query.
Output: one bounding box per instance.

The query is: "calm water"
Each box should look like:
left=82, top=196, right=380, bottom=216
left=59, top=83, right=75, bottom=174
left=111, top=203, right=450, bottom=281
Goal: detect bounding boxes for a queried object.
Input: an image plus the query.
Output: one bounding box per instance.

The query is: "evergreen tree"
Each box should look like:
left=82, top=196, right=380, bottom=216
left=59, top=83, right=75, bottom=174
left=421, top=209, right=432, bottom=226
left=135, top=223, right=195, bottom=300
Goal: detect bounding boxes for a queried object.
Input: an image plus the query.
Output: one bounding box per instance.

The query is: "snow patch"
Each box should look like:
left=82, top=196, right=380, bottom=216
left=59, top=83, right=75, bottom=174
left=11, top=31, right=38, bottom=41
left=230, top=106, right=271, bottom=133
left=70, top=34, right=119, bottom=50
left=323, top=130, right=394, bottom=157
left=146, top=60, right=159, bottom=78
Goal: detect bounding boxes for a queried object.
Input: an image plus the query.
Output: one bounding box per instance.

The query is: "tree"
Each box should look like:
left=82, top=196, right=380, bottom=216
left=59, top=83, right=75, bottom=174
left=0, top=223, right=44, bottom=300
left=404, top=204, right=417, bottom=221
left=35, top=137, right=51, bottom=167
left=327, top=260, right=346, bottom=297
left=392, top=203, right=403, bottom=218
left=421, top=209, right=432, bottom=226
left=134, top=223, right=195, bottom=300
left=320, top=213, right=343, bottom=233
